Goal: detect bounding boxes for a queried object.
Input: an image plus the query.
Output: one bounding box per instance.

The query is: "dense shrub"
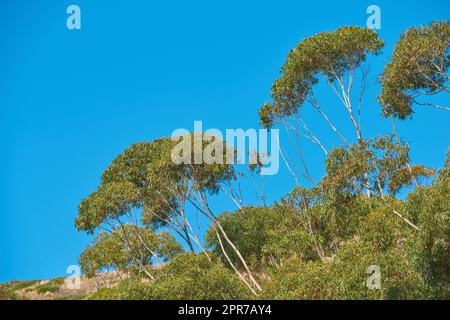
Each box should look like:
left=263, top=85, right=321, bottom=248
left=263, top=241, right=427, bottom=300
left=89, top=254, right=251, bottom=300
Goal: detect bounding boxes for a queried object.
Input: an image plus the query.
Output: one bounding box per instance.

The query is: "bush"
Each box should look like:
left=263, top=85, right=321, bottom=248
left=263, top=239, right=428, bottom=300
left=88, top=253, right=252, bottom=300
left=0, top=285, right=19, bottom=300
left=146, top=253, right=251, bottom=300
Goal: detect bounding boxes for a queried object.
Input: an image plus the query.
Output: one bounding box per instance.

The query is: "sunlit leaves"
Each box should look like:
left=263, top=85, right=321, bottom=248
left=89, top=253, right=251, bottom=300
left=259, top=27, right=383, bottom=128
left=379, top=21, right=450, bottom=119
left=79, top=225, right=182, bottom=277
left=75, top=135, right=233, bottom=232
left=75, top=181, right=141, bottom=233
left=323, top=135, right=434, bottom=196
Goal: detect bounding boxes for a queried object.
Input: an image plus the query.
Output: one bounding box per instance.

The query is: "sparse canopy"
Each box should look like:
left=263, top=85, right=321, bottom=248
left=259, top=27, right=383, bottom=128
left=379, top=21, right=450, bottom=119
left=322, top=135, right=434, bottom=196
left=74, top=134, right=268, bottom=294
left=79, top=226, right=181, bottom=278
left=75, top=136, right=232, bottom=234
left=75, top=140, right=171, bottom=233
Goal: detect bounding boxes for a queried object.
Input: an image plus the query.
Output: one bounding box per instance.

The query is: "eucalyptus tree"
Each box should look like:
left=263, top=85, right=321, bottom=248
left=79, top=226, right=182, bottom=280
left=258, top=27, right=384, bottom=192
left=257, top=26, right=442, bottom=228
left=259, top=27, right=384, bottom=145
left=75, top=135, right=262, bottom=294
left=209, top=135, right=434, bottom=272
left=379, top=21, right=450, bottom=119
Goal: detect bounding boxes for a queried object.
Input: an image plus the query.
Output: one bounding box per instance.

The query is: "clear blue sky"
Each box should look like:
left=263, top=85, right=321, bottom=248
left=1, top=0, right=449, bottom=282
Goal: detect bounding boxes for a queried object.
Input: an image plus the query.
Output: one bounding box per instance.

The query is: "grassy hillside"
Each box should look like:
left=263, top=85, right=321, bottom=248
left=0, top=272, right=123, bottom=300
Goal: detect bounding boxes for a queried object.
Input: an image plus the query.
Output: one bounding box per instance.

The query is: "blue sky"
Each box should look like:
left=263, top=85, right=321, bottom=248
left=0, top=0, right=449, bottom=282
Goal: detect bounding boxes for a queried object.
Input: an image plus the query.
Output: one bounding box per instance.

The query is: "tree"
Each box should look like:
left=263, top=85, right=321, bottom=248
left=379, top=21, right=450, bottom=119
left=75, top=135, right=262, bottom=294
left=79, top=226, right=182, bottom=280
left=205, top=205, right=297, bottom=270
left=259, top=26, right=383, bottom=145
left=257, top=26, right=385, bottom=202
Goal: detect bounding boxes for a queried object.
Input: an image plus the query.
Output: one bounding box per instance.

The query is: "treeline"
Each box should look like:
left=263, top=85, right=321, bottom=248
left=75, top=22, right=450, bottom=300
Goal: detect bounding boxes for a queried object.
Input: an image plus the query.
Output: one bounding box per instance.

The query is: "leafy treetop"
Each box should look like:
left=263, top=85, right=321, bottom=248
left=259, top=26, right=383, bottom=128
left=379, top=21, right=450, bottom=119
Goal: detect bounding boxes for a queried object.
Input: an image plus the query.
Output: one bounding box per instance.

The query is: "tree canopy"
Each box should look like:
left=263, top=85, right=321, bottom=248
left=379, top=21, right=450, bottom=119
left=74, top=23, right=449, bottom=300
left=259, top=26, right=383, bottom=130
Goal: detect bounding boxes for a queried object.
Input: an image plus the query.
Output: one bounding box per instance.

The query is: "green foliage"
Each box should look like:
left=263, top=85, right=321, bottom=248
left=263, top=257, right=335, bottom=299
left=79, top=225, right=182, bottom=277
left=205, top=153, right=447, bottom=299
left=406, top=151, right=450, bottom=298
left=145, top=253, right=251, bottom=300
left=75, top=135, right=233, bottom=232
left=88, top=278, right=150, bottom=300
left=88, top=254, right=251, bottom=300
left=88, top=287, right=118, bottom=300
left=259, top=26, right=383, bottom=128
left=333, top=241, right=427, bottom=300
left=76, top=181, right=141, bottom=232
left=359, top=210, right=406, bottom=252
left=74, top=23, right=449, bottom=301
left=323, top=135, right=434, bottom=196
left=5, top=280, right=38, bottom=292
left=263, top=236, right=427, bottom=300
left=75, top=140, right=171, bottom=233
left=379, top=21, right=450, bottom=119
left=206, top=206, right=301, bottom=269
left=210, top=146, right=446, bottom=300
left=206, top=203, right=342, bottom=269
left=35, top=277, right=64, bottom=294
left=76, top=138, right=447, bottom=300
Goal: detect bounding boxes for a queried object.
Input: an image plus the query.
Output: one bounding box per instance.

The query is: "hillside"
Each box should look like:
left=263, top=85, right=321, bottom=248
left=0, top=272, right=124, bottom=300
